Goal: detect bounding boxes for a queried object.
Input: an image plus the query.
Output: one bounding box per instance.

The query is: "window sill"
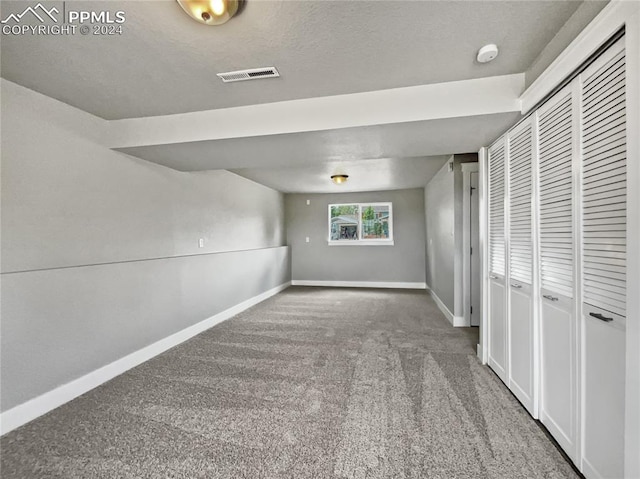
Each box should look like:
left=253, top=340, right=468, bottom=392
left=328, top=240, right=394, bottom=246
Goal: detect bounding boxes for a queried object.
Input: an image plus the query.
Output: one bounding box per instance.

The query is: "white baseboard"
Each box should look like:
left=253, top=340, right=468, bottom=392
left=427, top=289, right=468, bottom=327
left=0, top=281, right=291, bottom=436
left=452, top=316, right=467, bottom=327
left=291, top=280, right=427, bottom=290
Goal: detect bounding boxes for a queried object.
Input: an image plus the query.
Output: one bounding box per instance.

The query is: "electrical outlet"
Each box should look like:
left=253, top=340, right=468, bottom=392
left=198, top=238, right=204, bottom=248
left=306, top=199, right=310, bottom=205
left=305, top=237, right=310, bottom=243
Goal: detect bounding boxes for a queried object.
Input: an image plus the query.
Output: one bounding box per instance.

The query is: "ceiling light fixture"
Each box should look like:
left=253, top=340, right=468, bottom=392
left=331, top=174, right=349, bottom=185
left=176, top=0, right=241, bottom=25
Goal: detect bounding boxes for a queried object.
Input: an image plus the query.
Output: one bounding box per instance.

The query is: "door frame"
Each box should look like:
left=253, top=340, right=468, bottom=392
left=462, top=162, right=479, bottom=329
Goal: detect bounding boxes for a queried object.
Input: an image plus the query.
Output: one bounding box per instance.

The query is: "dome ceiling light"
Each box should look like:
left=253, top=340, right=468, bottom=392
left=176, top=0, right=241, bottom=25
left=331, top=175, right=349, bottom=185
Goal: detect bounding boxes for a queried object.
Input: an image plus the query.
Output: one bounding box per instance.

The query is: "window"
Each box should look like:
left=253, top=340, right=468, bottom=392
left=328, top=203, right=393, bottom=245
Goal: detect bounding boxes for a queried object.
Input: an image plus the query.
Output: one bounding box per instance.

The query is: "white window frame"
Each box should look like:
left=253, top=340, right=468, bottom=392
left=327, top=202, right=394, bottom=246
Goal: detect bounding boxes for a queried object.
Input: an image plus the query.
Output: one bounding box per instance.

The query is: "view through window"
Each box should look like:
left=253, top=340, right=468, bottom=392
left=329, top=203, right=393, bottom=244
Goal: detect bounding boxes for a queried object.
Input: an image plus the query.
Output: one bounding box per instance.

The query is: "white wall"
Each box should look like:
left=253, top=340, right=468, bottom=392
left=0, top=79, right=290, bottom=413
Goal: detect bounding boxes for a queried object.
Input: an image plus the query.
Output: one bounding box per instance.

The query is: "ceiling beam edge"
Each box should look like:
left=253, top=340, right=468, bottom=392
left=107, top=74, right=524, bottom=149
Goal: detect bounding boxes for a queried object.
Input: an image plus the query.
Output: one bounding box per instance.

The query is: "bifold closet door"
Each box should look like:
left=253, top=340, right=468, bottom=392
left=487, top=138, right=507, bottom=383
left=507, top=119, right=535, bottom=414
left=536, top=86, right=578, bottom=459
left=580, top=39, right=626, bottom=479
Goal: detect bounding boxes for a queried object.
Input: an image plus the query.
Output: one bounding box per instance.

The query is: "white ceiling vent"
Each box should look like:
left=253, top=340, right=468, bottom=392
left=217, top=67, right=280, bottom=83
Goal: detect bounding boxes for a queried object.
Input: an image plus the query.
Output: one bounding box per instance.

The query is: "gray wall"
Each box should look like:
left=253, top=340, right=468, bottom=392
left=424, top=155, right=477, bottom=315
left=525, top=1, right=608, bottom=88
left=424, top=160, right=456, bottom=311
left=285, top=189, right=426, bottom=283
left=0, top=80, right=290, bottom=412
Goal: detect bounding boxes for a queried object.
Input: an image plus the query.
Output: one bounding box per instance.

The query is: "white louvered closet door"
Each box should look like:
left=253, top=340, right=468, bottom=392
left=581, top=47, right=627, bottom=319
left=507, top=119, right=535, bottom=413
left=536, top=86, right=577, bottom=458
left=487, top=138, right=507, bottom=382
left=509, top=122, right=533, bottom=286
left=580, top=39, right=626, bottom=479
left=489, top=141, right=506, bottom=279
left=539, top=91, right=575, bottom=299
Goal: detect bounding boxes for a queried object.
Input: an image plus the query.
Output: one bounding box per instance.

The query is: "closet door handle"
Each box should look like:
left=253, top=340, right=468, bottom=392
left=511, top=283, right=522, bottom=289
left=543, top=295, right=558, bottom=302
left=589, top=312, right=613, bottom=323
left=489, top=275, right=499, bottom=280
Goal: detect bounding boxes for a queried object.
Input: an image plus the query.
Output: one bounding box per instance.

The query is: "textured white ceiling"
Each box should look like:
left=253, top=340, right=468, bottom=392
left=231, top=156, right=452, bottom=194
left=1, top=0, right=597, bottom=193
left=1, top=0, right=583, bottom=120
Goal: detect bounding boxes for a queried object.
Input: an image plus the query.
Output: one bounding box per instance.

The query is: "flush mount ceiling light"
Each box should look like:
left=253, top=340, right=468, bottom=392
left=331, top=174, right=349, bottom=185
left=477, top=44, right=499, bottom=63
left=176, top=0, right=240, bottom=25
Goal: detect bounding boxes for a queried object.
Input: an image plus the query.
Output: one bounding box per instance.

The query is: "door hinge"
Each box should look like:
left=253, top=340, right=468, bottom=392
left=470, top=186, right=476, bottom=196
left=470, top=247, right=473, bottom=255
left=470, top=306, right=473, bottom=314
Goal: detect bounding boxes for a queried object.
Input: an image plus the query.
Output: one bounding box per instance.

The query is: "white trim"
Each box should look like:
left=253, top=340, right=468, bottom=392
left=530, top=113, right=541, bottom=421
left=451, top=316, right=467, bottom=328
left=521, top=1, right=638, bottom=113
left=0, top=281, right=291, bottom=436
left=427, top=288, right=468, bottom=327
left=570, top=72, right=583, bottom=467
left=462, top=163, right=480, bottom=328
left=504, top=132, right=512, bottom=388
left=478, top=147, right=489, bottom=364
left=291, top=280, right=426, bottom=290
left=328, top=241, right=394, bottom=246
left=624, top=9, right=640, bottom=478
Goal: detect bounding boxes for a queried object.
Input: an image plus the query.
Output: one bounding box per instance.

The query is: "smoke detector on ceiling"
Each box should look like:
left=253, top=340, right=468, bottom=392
left=217, top=67, right=280, bottom=83
left=477, top=44, right=499, bottom=63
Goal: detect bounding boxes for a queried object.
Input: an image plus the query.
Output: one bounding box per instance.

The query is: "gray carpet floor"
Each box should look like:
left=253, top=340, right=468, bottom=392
left=1, top=287, right=579, bottom=478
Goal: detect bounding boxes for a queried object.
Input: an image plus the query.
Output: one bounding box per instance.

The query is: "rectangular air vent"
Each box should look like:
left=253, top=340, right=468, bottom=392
left=217, top=67, right=280, bottom=83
